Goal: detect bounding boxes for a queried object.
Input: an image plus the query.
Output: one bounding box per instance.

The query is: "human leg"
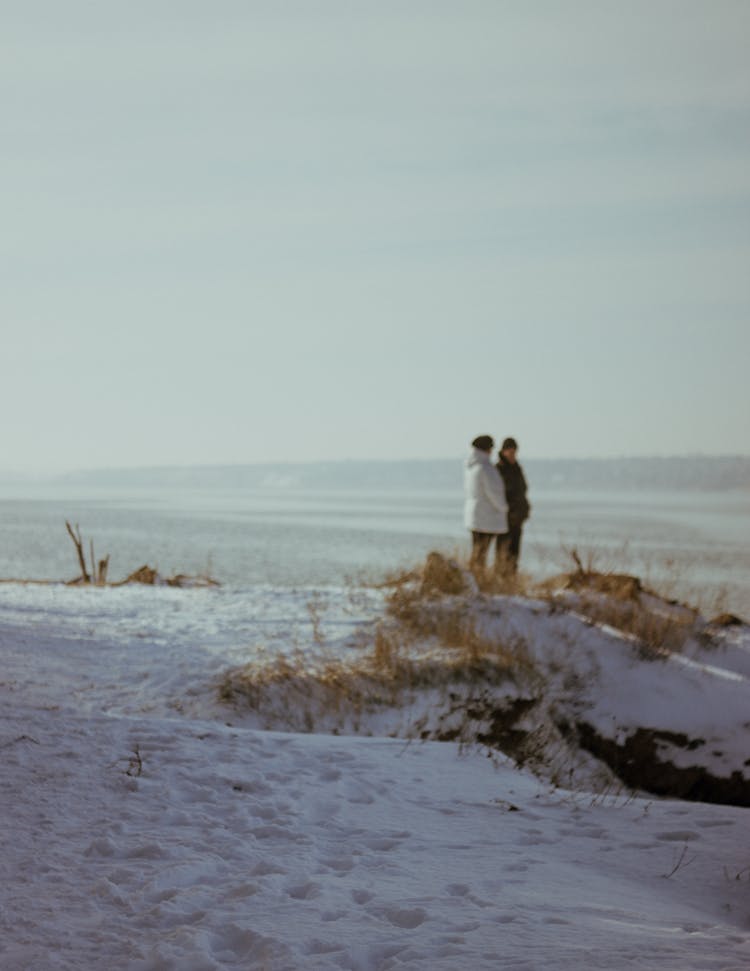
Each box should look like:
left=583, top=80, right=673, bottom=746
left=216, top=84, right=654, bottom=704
left=496, top=526, right=521, bottom=574
left=495, top=532, right=511, bottom=574
left=470, top=531, right=494, bottom=571
left=508, top=524, right=522, bottom=570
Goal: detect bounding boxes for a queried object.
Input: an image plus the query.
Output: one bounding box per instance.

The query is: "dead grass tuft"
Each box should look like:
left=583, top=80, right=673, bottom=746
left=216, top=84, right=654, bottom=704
left=419, top=551, right=470, bottom=596
left=573, top=594, right=694, bottom=659
left=219, top=547, right=725, bottom=778
left=534, top=546, right=700, bottom=659
left=219, top=552, right=538, bottom=735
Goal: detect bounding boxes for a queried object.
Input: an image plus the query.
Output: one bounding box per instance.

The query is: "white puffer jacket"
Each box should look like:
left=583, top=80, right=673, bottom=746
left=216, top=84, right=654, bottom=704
left=464, top=448, right=508, bottom=534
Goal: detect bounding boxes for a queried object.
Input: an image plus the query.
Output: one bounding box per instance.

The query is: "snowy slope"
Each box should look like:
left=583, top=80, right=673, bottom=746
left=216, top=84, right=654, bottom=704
left=1, top=581, right=749, bottom=970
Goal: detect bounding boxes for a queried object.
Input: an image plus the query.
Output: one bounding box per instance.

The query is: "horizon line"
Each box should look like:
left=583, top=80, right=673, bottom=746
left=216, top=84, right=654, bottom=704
left=5, top=451, right=750, bottom=480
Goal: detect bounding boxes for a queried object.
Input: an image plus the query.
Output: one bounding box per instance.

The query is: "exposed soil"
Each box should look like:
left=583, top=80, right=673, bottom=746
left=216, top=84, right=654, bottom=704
left=575, top=722, right=750, bottom=807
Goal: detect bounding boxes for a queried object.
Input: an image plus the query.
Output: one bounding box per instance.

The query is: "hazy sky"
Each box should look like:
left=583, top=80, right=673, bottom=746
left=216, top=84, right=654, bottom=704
left=3, top=1, right=749, bottom=472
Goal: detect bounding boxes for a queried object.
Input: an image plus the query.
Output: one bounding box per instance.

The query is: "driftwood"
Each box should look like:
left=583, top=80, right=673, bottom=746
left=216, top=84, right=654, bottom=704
left=2, top=521, right=217, bottom=588
left=65, top=522, right=115, bottom=586
left=120, top=565, right=158, bottom=585
left=65, top=521, right=92, bottom=584
left=62, top=522, right=218, bottom=588
left=113, top=565, right=218, bottom=588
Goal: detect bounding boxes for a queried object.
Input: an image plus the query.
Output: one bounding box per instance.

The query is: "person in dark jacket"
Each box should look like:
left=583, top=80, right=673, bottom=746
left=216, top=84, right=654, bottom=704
left=495, top=437, right=530, bottom=574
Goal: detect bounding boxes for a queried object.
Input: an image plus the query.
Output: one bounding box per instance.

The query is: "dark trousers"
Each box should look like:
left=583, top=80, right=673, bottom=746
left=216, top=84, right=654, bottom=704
left=470, top=531, right=496, bottom=569
left=496, top=524, right=523, bottom=573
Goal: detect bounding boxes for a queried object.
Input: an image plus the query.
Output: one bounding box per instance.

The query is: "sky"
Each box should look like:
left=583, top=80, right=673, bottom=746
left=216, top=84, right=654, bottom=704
left=3, top=1, right=749, bottom=473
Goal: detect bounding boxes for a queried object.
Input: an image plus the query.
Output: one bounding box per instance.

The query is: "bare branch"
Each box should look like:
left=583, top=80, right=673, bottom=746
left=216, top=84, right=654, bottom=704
left=65, top=520, right=90, bottom=583
left=662, top=842, right=696, bottom=879
left=126, top=745, right=143, bottom=777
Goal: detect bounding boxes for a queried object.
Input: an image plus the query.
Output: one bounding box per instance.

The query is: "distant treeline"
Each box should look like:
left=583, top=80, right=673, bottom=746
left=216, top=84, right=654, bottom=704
left=44, top=455, right=750, bottom=492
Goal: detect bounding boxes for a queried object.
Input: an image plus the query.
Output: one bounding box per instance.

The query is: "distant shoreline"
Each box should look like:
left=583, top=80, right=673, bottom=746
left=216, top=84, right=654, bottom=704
left=3, top=455, right=749, bottom=493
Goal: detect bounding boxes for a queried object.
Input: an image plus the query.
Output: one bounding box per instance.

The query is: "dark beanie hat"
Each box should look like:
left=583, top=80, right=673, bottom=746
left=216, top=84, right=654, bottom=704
left=472, top=435, right=494, bottom=451
left=502, top=437, right=518, bottom=450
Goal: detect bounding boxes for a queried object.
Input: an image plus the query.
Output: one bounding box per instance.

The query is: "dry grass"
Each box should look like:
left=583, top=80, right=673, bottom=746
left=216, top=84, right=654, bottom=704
left=376, top=548, right=530, bottom=598
left=218, top=546, right=717, bottom=769
left=547, top=543, right=740, bottom=623
left=220, top=621, right=532, bottom=719
left=219, top=552, right=539, bottom=736
left=528, top=546, right=701, bottom=659
left=215, top=548, right=746, bottom=798
left=569, top=594, right=695, bottom=659
left=220, top=545, right=704, bottom=734
left=382, top=547, right=697, bottom=661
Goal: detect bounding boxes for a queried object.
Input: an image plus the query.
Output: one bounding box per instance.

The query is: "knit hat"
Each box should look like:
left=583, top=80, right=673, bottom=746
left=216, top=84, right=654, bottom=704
left=471, top=435, right=494, bottom=452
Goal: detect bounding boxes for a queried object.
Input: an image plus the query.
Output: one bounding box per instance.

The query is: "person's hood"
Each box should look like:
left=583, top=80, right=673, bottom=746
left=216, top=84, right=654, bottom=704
left=465, top=447, right=490, bottom=468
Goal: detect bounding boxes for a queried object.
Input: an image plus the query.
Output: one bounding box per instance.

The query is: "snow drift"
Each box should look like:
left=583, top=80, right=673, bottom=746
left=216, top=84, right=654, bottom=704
left=2, top=557, right=749, bottom=969
left=222, top=554, right=750, bottom=807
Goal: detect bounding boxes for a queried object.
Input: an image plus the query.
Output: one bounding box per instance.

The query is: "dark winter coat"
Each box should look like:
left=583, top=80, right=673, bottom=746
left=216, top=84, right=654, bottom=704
left=496, top=457, right=530, bottom=530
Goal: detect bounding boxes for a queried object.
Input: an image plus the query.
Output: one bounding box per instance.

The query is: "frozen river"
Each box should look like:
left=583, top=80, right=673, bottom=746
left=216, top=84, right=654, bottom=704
left=0, top=481, right=748, bottom=618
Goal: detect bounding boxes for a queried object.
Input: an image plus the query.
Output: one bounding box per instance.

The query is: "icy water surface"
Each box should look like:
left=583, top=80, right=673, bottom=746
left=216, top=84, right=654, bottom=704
left=0, top=482, right=748, bottom=618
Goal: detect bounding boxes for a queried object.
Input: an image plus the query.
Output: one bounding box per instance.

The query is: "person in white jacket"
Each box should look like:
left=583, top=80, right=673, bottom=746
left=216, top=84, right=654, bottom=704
left=464, top=435, right=508, bottom=571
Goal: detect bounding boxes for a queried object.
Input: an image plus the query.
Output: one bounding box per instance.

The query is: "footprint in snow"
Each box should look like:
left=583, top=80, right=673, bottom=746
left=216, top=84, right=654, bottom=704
left=223, top=883, right=260, bottom=900
left=445, top=883, right=471, bottom=897
left=655, top=830, right=701, bottom=842
left=377, top=905, right=428, bottom=929
left=210, top=924, right=288, bottom=964
left=321, top=908, right=347, bottom=922
left=363, top=837, right=403, bottom=851
left=319, top=854, right=354, bottom=873
left=351, top=889, right=374, bottom=905
left=250, top=860, right=287, bottom=877
left=306, top=938, right=342, bottom=956
left=286, top=881, right=320, bottom=901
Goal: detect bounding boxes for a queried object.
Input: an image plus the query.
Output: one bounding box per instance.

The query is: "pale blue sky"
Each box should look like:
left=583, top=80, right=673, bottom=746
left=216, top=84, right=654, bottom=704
left=3, top=1, right=749, bottom=472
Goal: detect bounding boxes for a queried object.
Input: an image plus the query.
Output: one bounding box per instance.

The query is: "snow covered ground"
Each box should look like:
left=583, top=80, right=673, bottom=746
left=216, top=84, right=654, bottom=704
left=1, top=581, right=749, bottom=970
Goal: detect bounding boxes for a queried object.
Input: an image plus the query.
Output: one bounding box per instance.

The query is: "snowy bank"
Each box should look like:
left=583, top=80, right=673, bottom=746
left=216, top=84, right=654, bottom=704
left=1, top=565, right=749, bottom=970
left=222, top=556, right=750, bottom=807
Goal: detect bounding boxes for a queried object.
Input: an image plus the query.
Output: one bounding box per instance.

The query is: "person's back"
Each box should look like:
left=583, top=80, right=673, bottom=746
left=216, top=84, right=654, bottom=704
left=464, top=435, right=507, bottom=571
